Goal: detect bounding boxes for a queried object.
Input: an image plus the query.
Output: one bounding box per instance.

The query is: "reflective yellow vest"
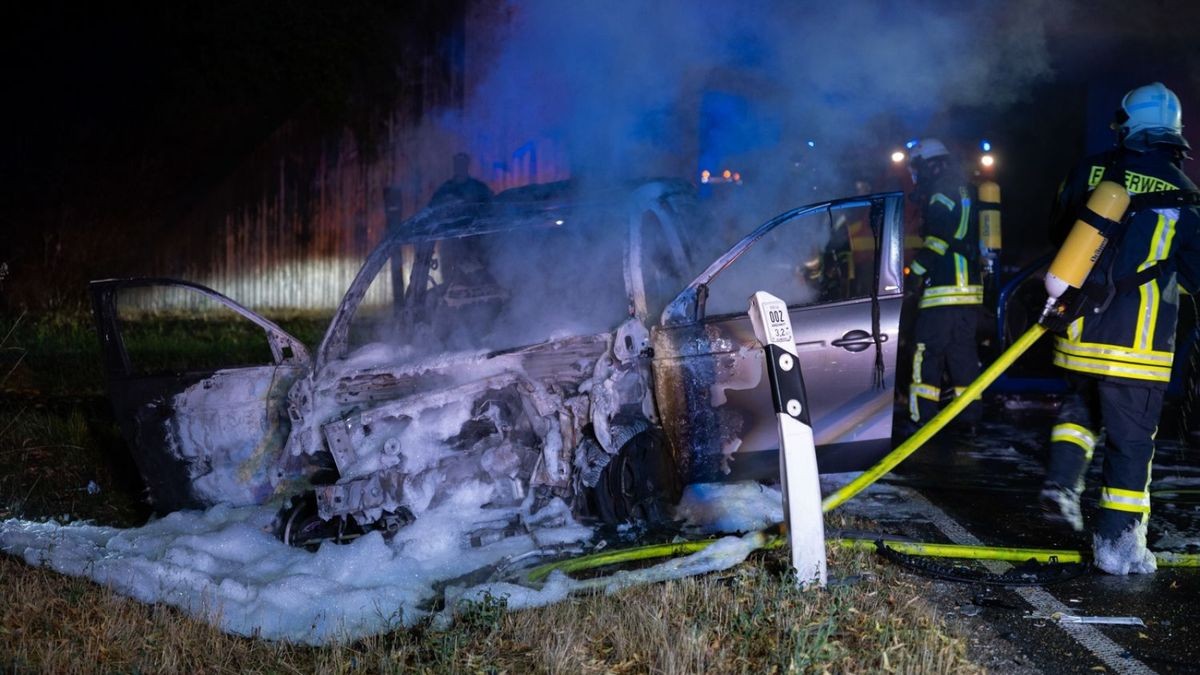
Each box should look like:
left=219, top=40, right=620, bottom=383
left=910, top=173, right=982, bottom=309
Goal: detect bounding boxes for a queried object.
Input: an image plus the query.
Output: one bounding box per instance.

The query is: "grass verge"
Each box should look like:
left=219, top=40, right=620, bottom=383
left=0, top=310, right=328, bottom=397
left=1, top=521, right=980, bottom=674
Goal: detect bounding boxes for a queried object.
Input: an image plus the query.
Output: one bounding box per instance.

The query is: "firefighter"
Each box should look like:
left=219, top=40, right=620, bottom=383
left=426, top=152, right=504, bottom=346
left=430, top=152, right=493, bottom=206
left=905, top=139, right=984, bottom=430
left=1039, top=82, right=1200, bottom=575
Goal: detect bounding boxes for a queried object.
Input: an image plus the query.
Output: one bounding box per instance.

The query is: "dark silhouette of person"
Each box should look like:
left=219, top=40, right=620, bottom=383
left=430, top=152, right=493, bottom=206
left=426, top=153, right=505, bottom=346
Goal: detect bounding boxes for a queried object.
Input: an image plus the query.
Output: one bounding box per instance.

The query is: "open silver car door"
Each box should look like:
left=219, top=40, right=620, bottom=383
left=651, top=193, right=906, bottom=483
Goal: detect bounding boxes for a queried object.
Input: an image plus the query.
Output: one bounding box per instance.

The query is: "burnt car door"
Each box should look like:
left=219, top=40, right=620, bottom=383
left=90, top=278, right=311, bottom=513
left=652, top=193, right=905, bottom=483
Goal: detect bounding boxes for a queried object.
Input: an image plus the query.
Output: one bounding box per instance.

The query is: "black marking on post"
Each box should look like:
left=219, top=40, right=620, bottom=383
left=762, top=343, right=811, bottom=426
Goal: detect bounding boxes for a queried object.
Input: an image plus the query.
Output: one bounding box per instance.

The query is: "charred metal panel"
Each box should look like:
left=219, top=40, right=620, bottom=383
left=495, top=334, right=611, bottom=390
left=650, top=322, right=730, bottom=483
left=320, top=418, right=362, bottom=477
left=113, top=373, right=212, bottom=513
left=317, top=467, right=407, bottom=522
left=333, top=370, right=457, bottom=406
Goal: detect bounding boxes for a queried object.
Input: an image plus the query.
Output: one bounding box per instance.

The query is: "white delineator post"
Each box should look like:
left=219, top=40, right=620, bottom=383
left=748, top=291, right=827, bottom=586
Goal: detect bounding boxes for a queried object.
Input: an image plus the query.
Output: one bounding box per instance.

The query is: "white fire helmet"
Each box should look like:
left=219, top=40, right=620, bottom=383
left=908, top=138, right=950, bottom=164
left=1121, top=82, right=1183, bottom=137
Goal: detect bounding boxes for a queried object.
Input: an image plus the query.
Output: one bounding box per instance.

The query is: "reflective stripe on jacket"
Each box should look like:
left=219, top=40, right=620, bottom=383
left=911, top=171, right=982, bottom=309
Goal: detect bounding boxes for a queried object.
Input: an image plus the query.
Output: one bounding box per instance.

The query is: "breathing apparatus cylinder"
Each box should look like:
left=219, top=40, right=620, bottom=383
left=978, top=181, right=1002, bottom=251
left=1042, top=180, right=1130, bottom=315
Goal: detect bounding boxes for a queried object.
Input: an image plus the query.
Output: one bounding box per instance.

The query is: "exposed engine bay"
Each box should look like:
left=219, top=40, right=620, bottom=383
left=272, top=327, right=680, bottom=549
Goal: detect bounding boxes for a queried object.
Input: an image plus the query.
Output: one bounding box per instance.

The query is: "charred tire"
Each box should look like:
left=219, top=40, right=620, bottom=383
left=588, top=429, right=682, bottom=527
left=274, top=493, right=321, bottom=549
left=274, top=492, right=362, bottom=550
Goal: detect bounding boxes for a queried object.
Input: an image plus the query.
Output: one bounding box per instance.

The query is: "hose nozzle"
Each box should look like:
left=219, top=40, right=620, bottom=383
left=1039, top=295, right=1059, bottom=323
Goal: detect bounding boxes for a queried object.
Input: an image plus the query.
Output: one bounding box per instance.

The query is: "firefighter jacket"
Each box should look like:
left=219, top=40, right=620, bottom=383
left=1051, top=147, right=1200, bottom=387
left=909, top=169, right=982, bottom=309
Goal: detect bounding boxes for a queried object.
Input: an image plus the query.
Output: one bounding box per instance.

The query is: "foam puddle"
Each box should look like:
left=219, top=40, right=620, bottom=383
left=0, top=481, right=784, bottom=645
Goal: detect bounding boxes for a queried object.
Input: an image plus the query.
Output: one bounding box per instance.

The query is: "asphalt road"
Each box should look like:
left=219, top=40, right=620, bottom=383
left=844, top=398, right=1200, bottom=674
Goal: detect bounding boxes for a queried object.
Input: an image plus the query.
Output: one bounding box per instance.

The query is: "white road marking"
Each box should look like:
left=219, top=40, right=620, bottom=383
left=900, top=488, right=1155, bottom=675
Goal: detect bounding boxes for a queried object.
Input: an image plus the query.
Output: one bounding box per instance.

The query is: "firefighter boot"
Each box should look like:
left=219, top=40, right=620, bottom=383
left=1039, top=483, right=1084, bottom=532
left=1093, top=519, right=1157, bottom=575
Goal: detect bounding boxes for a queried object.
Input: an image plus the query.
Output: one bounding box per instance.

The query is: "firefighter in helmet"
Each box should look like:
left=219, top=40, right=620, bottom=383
left=1040, top=82, right=1200, bottom=574
left=905, top=138, right=984, bottom=430
left=426, top=152, right=505, bottom=346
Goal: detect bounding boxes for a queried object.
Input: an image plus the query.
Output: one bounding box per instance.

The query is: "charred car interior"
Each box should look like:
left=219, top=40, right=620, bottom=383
left=90, top=180, right=905, bottom=547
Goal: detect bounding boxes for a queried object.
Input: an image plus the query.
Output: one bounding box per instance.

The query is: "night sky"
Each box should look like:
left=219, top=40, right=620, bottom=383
left=2, top=1, right=449, bottom=226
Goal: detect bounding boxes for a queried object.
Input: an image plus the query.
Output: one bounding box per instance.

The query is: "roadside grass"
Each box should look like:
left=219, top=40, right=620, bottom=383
left=1, top=521, right=980, bottom=674
left=0, top=405, right=147, bottom=525
left=0, top=311, right=328, bottom=397
left=0, top=311, right=986, bottom=673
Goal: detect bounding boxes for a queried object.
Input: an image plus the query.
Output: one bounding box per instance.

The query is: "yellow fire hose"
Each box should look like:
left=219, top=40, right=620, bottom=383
left=526, top=538, right=730, bottom=582
left=525, top=534, right=1200, bottom=583
left=821, top=323, right=1048, bottom=512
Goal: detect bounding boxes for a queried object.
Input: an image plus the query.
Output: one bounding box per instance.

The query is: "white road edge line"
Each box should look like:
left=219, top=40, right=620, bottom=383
left=900, top=488, right=1155, bottom=675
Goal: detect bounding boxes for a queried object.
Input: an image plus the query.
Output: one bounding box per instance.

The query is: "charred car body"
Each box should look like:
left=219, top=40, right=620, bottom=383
left=90, top=180, right=905, bottom=546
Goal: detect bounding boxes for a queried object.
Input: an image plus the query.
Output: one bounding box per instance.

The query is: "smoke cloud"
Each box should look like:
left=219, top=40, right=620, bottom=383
left=450, top=0, right=1063, bottom=199
left=358, top=1, right=1069, bottom=359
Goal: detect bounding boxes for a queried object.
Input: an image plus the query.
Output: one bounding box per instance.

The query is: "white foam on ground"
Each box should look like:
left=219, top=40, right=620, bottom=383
left=0, top=481, right=781, bottom=645
left=675, top=481, right=783, bottom=534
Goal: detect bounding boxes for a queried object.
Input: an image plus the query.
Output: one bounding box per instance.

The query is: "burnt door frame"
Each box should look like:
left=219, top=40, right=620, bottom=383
left=89, top=278, right=310, bottom=512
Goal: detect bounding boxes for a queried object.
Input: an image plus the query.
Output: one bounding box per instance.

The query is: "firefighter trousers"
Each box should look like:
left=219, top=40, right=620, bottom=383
left=1045, top=374, right=1162, bottom=541
left=908, top=305, right=981, bottom=424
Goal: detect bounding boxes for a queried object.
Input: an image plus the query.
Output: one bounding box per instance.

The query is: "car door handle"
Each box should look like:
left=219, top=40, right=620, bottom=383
left=830, top=330, right=888, bottom=353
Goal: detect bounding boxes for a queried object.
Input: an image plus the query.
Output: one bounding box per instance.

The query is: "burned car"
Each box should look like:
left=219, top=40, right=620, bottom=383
left=90, top=180, right=905, bottom=546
